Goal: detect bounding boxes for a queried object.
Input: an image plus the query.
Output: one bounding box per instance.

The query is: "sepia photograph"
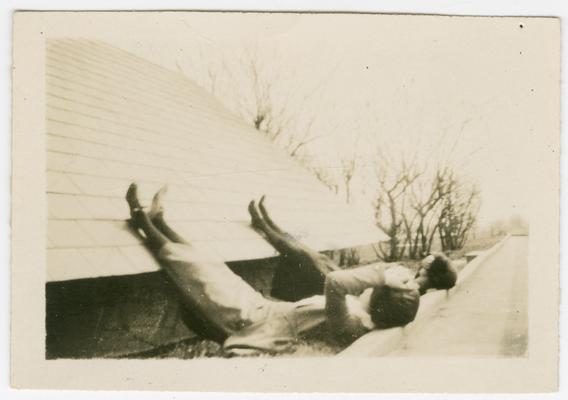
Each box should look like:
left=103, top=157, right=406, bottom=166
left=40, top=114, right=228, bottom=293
left=10, top=10, right=560, bottom=392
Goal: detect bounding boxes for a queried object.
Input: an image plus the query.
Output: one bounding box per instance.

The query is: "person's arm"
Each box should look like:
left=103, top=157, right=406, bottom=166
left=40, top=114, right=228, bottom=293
left=324, top=264, right=386, bottom=344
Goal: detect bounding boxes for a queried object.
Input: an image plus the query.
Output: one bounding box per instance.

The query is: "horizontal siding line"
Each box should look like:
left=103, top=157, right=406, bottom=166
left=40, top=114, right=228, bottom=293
left=45, top=145, right=315, bottom=191
left=48, top=174, right=327, bottom=205
left=45, top=101, right=279, bottom=163
left=52, top=39, right=213, bottom=101
left=92, top=39, right=248, bottom=119
left=84, top=39, right=220, bottom=100
left=46, top=42, right=323, bottom=179
left=46, top=110, right=277, bottom=171
left=47, top=234, right=380, bottom=251
left=45, top=81, right=269, bottom=151
left=46, top=117, right=283, bottom=170
left=46, top=202, right=356, bottom=220
left=46, top=75, right=253, bottom=142
left=46, top=141, right=319, bottom=190
left=46, top=131, right=237, bottom=176
left=53, top=211, right=340, bottom=226
left=46, top=45, right=216, bottom=112
left=45, top=187, right=311, bottom=205
left=46, top=190, right=346, bottom=215
left=47, top=218, right=369, bottom=230
left=57, top=39, right=230, bottom=115
left=45, top=103, right=234, bottom=149
left=46, top=63, right=251, bottom=140
left=47, top=167, right=312, bottom=194
left=46, top=136, right=209, bottom=173
left=51, top=243, right=148, bottom=248
left=46, top=46, right=240, bottom=126
left=46, top=58, right=213, bottom=118
left=47, top=237, right=282, bottom=249
left=47, top=77, right=117, bottom=106
left=47, top=216, right=247, bottom=223
left=47, top=175, right=318, bottom=205
left=45, top=53, right=300, bottom=164
left=45, top=91, right=278, bottom=159
left=47, top=168, right=340, bottom=206
left=46, top=209, right=358, bottom=223
left=47, top=232, right=372, bottom=247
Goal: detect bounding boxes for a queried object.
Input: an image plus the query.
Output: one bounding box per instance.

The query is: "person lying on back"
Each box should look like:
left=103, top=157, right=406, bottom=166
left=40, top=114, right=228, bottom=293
left=125, top=183, right=457, bottom=355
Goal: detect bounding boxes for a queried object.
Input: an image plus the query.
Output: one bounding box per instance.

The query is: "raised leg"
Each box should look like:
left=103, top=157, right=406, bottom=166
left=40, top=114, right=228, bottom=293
left=248, top=196, right=340, bottom=301
left=257, top=195, right=286, bottom=234
left=143, top=185, right=189, bottom=244
left=151, top=214, right=189, bottom=244
left=126, top=183, right=228, bottom=342
left=126, top=183, right=170, bottom=253
left=248, top=197, right=318, bottom=259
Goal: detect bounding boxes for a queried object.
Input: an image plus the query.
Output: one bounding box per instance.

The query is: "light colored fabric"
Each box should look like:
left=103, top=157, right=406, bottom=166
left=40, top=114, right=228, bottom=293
left=158, top=242, right=392, bottom=355
left=158, top=242, right=270, bottom=336
left=158, top=243, right=329, bottom=354
left=384, top=264, right=418, bottom=290
left=223, top=296, right=328, bottom=355
left=346, top=293, right=375, bottom=330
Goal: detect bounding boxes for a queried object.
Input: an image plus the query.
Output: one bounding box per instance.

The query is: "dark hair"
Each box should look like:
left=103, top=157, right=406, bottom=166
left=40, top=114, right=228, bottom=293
left=428, top=254, right=457, bottom=290
left=369, top=285, right=420, bottom=329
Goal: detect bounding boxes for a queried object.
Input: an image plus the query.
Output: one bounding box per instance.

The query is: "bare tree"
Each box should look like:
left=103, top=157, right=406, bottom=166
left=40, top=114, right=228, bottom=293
left=402, top=165, right=451, bottom=259
left=373, top=151, right=421, bottom=261
left=240, top=53, right=291, bottom=142
left=241, top=54, right=331, bottom=159
left=371, top=146, right=480, bottom=261
left=337, top=153, right=360, bottom=265
left=438, top=176, right=481, bottom=252
left=177, top=44, right=331, bottom=162
left=305, top=135, right=359, bottom=203
left=310, top=164, right=340, bottom=194
left=340, top=156, right=357, bottom=204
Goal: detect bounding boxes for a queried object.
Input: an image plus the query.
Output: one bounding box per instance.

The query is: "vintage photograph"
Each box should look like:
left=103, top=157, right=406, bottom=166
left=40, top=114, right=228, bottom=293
left=43, top=12, right=535, bottom=360
left=11, top=11, right=560, bottom=391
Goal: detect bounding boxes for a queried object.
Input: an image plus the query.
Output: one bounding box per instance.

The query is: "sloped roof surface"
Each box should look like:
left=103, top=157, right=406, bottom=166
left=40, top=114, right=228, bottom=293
left=46, top=39, right=387, bottom=282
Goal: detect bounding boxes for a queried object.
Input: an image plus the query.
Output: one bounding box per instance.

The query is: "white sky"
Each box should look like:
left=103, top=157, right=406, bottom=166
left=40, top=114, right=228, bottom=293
left=60, top=12, right=558, bottom=228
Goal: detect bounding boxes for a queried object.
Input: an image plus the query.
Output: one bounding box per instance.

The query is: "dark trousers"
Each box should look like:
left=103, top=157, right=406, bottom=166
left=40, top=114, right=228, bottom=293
left=271, top=252, right=341, bottom=302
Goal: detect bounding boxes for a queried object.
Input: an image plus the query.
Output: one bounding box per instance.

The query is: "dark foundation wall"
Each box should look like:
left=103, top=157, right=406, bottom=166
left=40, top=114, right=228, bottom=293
left=46, top=272, right=195, bottom=359
left=46, top=258, right=280, bottom=359
left=225, top=258, right=278, bottom=298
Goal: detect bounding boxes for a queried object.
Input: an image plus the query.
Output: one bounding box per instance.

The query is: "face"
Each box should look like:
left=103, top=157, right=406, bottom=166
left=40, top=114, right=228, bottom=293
left=384, top=265, right=419, bottom=290
left=415, top=254, right=435, bottom=279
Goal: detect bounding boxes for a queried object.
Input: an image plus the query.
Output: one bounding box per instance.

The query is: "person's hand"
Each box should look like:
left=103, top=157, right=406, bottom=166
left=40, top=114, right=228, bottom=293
left=420, top=254, right=435, bottom=270
left=384, top=265, right=418, bottom=290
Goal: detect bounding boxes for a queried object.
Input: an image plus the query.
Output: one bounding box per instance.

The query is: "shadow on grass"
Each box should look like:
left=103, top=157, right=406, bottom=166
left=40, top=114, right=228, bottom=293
left=129, top=337, right=343, bottom=359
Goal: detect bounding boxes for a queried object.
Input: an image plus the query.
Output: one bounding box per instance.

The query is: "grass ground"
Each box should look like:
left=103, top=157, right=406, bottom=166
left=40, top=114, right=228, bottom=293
left=144, top=337, right=342, bottom=359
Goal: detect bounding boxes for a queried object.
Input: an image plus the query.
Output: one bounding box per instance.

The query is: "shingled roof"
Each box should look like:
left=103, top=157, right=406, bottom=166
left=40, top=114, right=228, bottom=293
left=46, top=39, right=387, bottom=282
